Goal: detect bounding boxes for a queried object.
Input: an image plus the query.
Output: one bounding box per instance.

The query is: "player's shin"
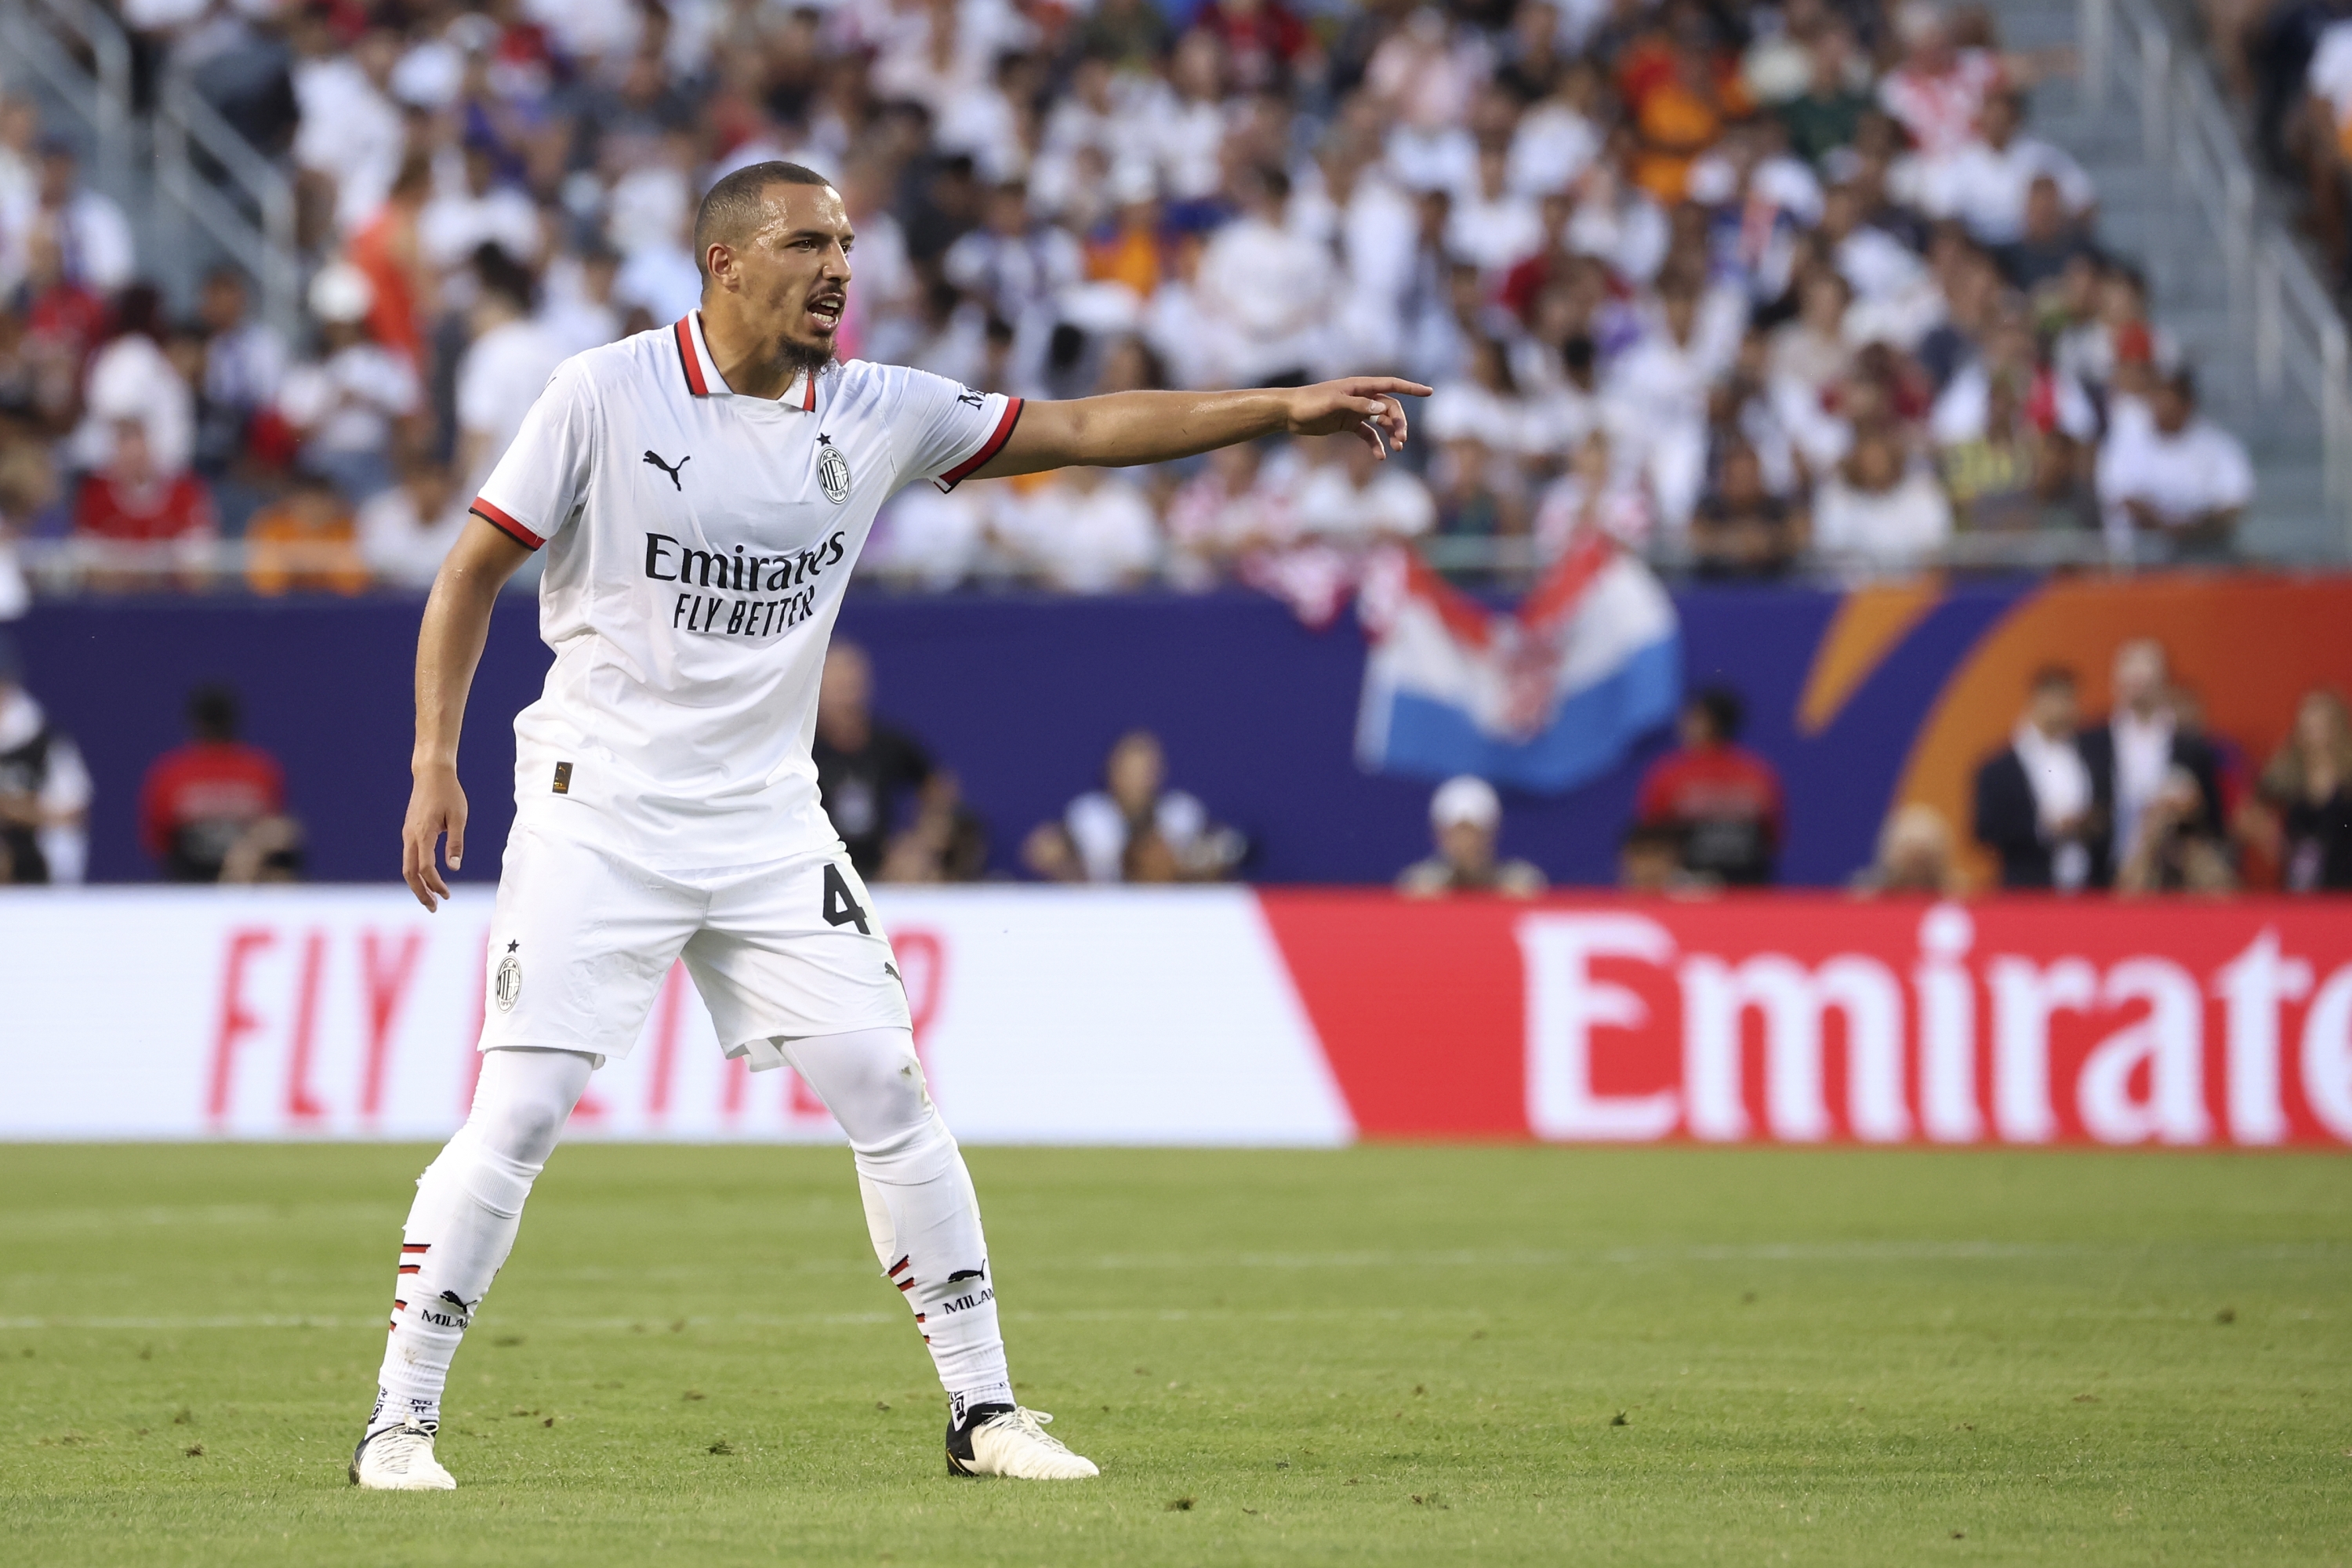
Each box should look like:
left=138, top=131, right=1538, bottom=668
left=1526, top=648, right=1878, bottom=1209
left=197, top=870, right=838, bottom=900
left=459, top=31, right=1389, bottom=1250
left=858, top=1142, right=1014, bottom=1421
left=368, top=1048, right=590, bottom=1439
left=786, top=1027, right=1016, bottom=1418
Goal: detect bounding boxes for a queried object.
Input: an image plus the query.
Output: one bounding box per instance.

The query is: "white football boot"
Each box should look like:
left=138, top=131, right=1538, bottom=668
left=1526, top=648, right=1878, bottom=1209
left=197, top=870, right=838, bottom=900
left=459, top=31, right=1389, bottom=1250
left=946, top=1404, right=1100, bottom=1479
left=350, top=1419, right=458, bottom=1490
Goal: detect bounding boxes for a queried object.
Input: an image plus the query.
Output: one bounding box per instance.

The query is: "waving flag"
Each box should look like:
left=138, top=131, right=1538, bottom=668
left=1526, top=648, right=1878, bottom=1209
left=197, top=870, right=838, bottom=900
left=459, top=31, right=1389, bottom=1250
left=1355, top=539, right=1681, bottom=793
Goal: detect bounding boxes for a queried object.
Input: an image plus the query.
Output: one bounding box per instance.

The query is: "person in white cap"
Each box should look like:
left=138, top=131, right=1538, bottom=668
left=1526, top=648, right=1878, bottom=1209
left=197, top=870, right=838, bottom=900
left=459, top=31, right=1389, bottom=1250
left=273, top=260, right=421, bottom=503
left=1396, top=775, right=1547, bottom=897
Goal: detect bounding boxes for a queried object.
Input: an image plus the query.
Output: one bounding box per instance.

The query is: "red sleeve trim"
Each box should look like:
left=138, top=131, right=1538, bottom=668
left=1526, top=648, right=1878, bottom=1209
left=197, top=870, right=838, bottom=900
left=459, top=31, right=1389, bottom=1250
left=470, top=498, right=545, bottom=550
left=935, top=397, right=1024, bottom=491
left=673, top=316, right=710, bottom=397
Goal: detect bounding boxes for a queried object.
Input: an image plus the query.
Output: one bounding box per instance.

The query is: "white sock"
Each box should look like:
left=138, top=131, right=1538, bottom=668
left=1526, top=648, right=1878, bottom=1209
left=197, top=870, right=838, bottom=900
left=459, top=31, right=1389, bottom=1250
left=368, top=1047, right=592, bottom=1437
left=781, top=1028, right=1014, bottom=1417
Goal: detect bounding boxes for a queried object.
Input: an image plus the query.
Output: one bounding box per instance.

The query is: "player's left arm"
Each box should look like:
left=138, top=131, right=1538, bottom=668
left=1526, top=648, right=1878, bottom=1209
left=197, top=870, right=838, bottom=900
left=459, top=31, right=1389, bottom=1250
left=969, top=377, right=1431, bottom=479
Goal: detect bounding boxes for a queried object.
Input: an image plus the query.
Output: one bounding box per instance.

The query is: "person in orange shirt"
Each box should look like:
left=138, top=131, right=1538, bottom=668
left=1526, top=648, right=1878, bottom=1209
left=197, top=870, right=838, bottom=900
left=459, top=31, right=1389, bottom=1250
left=1084, top=165, right=1164, bottom=299
left=346, top=153, right=434, bottom=365
left=244, top=471, right=371, bottom=596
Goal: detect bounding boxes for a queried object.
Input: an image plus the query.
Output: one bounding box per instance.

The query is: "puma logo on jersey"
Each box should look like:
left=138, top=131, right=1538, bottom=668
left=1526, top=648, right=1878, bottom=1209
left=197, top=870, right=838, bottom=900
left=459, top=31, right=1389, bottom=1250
left=643, top=449, right=691, bottom=489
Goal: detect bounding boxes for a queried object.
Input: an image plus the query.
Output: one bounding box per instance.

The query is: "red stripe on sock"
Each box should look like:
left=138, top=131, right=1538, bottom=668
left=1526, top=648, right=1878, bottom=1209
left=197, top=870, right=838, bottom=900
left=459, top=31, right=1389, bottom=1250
left=887, top=1256, right=909, bottom=1276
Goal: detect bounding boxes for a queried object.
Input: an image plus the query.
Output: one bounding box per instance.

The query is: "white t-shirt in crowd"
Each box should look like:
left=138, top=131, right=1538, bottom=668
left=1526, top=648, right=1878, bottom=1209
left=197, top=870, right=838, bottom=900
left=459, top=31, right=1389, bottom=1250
left=2093, top=404, right=2255, bottom=551
left=1065, top=788, right=1210, bottom=884
left=358, top=483, right=465, bottom=590
left=1812, top=468, right=1955, bottom=567
left=457, top=316, right=569, bottom=488
left=470, top=312, right=1023, bottom=867
left=1926, top=135, right=2095, bottom=245
left=995, top=473, right=1160, bottom=593
left=275, top=342, right=422, bottom=456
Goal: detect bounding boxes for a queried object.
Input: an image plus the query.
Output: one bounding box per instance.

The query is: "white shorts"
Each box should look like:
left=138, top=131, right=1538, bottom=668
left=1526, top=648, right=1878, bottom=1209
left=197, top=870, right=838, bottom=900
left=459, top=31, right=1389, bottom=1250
left=477, top=825, right=910, bottom=1067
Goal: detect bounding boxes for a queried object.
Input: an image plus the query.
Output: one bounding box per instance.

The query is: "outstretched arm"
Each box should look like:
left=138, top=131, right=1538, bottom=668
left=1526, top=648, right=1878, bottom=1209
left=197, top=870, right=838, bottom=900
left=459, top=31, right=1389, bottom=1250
left=404, top=517, right=534, bottom=910
left=970, top=376, right=1431, bottom=480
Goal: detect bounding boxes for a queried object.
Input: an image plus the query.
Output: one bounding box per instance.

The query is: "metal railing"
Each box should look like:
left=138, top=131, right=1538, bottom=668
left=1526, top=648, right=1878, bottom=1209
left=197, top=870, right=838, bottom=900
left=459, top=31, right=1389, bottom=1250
left=12, top=529, right=2156, bottom=603
left=154, top=57, right=302, bottom=340
left=0, top=0, right=130, bottom=188
left=2082, top=0, right=2352, bottom=541
left=0, top=0, right=300, bottom=340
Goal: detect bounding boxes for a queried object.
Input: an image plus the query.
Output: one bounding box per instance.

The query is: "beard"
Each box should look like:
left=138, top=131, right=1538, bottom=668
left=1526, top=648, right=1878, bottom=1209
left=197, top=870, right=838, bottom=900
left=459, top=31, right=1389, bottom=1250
left=778, top=332, right=839, bottom=376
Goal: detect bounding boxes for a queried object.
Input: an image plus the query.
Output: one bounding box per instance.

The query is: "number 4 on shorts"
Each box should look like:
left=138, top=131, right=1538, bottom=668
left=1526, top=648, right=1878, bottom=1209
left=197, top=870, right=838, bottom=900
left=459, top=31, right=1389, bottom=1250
left=822, top=862, right=871, bottom=933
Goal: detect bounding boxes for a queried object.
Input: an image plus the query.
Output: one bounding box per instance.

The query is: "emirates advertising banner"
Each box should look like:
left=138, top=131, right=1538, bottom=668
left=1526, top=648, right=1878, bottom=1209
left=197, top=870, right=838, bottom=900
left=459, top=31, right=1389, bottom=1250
left=3, top=888, right=2350, bottom=1149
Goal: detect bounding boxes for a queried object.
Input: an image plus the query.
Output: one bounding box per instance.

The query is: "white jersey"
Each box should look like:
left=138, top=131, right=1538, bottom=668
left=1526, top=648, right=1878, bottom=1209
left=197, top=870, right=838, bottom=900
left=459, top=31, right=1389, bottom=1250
left=470, top=311, right=1023, bottom=867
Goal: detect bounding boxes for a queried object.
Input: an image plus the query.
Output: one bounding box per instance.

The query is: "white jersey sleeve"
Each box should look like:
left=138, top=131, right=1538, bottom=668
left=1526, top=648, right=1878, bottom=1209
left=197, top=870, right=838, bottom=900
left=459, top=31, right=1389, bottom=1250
left=881, top=366, right=1025, bottom=494
left=470, top=358, right=598, bottom=550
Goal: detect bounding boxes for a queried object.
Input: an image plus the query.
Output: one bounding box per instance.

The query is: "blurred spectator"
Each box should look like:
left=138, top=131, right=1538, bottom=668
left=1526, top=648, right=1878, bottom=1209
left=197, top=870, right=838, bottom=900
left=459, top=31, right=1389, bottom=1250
left=1618, top=820, right=1708, bottom=892
left=416, top=142, right=542, bottom=283
left=1023, top=729, right=1244, bottom=884
left=1877, top=3, right=2007, bottom=162
left=71, top=284, right=194, bottom=480
left=2258, top=688, right=2352, bottom=892
left=193, top=267, right=285, bottom=477
left=2095, top=368, right=2253, bottom=559
left=1635, top=685, right=1784, bottom=885
left=866, top=479, right=996, bottom=591
left=2115, top=764, right=2238, bottom=894
left=1165, top=440, right=1290, bottom=591
left=1196, top=168, right=1330, bottom=387
left=1811, top=428, right=1953, bottom=570
left=1690, top=441, right=1803, bottom=576
left=31, top=136, right=133, bottom=294
left=452, top=247, right=566, bottom=510
left=1247, top=433, right=1436, bottom=625
left=1396, top=774, right=1546, bottom=898
left=346, top=153, right=434, bottom=365
left=73, top=419, right=216, bottom=590
left=0, top=434, right=55, bottom=620
left=1851, top=803, right=1963, bottom=896
left=2080, top=639, right=2226, bottom=883
left=813, top=642, right=937, bottom=880
left=1926, top=93, right=2095, bottom=249
left=1534, top=429, right=1655, bottom=556
left=275, top=262, right=422, bottom=504
left=1777, top=24, right=1872, bottom=166
left=995, top=466, right=1160, bottom=593
left=0, top=633, right=90, bottom=884
left=358, top=456, right=459, bottom=590
left=244, top=473, right=369, bottom=597
left=1973, top=664, right=2097, bottom=890
left=875, top=775, right=992, bottom=885
left=137, top=683, right=303, bottom=883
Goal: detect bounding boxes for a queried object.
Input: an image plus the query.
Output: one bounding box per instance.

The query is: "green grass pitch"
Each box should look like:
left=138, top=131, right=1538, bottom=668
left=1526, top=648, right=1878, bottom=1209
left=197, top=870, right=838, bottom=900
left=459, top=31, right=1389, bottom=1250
left=2, top=1142, right=2347, bottom=1566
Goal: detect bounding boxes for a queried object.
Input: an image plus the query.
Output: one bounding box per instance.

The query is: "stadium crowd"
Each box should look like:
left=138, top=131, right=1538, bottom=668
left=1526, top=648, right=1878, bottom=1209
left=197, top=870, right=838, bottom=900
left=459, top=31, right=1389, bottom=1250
left=0, top=0, right=2270, bottom=612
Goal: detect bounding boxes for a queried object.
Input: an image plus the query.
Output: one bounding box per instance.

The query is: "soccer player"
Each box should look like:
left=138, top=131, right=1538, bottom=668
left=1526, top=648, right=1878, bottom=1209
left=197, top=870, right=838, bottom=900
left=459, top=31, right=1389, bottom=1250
left=352, top=162, right=1425, bottom=1490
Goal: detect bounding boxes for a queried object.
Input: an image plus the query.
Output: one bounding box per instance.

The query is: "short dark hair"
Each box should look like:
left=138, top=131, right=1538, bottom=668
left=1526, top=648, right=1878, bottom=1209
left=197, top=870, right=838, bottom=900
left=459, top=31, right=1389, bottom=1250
left=472, top=242, right=535, bottom=313
left=1690, top=685, right=1745, bottom=742
left=189, top=682, right=240, bottom=741
left=2031, top=663, right=2078, bottom=694
left=692, top=161, right=833, bottom=282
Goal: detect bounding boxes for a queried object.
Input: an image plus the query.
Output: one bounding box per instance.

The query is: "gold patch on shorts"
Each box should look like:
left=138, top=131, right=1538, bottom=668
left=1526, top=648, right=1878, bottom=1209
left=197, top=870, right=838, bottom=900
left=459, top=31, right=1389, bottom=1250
left=552, top=760, right=572, bottom=795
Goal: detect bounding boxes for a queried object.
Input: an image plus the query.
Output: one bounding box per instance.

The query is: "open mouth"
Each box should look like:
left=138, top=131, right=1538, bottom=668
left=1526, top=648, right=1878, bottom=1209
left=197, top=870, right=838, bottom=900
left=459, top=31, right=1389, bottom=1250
left=808, top=295, right=844, bottom=331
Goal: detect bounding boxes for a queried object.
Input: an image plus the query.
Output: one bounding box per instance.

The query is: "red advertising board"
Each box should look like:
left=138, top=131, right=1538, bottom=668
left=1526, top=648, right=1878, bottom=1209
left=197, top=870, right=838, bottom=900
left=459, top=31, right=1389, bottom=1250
left=1263, top=895, right=2352, bottom=1146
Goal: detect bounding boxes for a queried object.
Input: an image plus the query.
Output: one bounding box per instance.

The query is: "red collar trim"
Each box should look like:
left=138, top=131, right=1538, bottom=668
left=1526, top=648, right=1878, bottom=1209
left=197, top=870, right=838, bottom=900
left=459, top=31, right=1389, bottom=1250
left=673, top=315, right=710, bottom=397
